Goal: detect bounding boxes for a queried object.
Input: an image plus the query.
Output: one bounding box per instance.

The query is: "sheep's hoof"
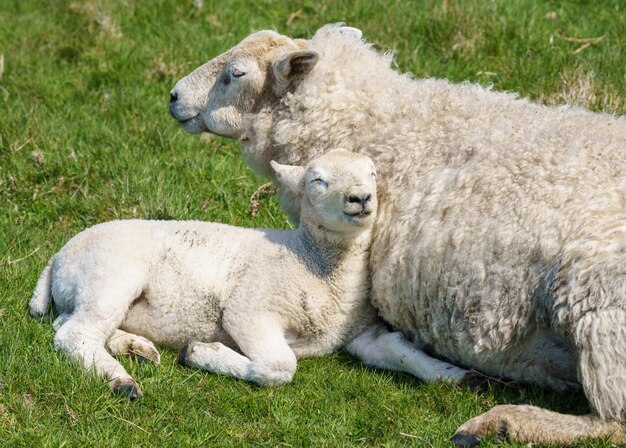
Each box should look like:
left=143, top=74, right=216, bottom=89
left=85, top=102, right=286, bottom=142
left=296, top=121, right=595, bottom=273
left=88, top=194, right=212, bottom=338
left=178, top=342, right=195, bottom=366
left=495, top=425, right=508, bottom=443
left=450, top=430, right=481, bottom=447
left=113, top=381, right=143, bottom=400
left=460, top=372, right=487, bottom=392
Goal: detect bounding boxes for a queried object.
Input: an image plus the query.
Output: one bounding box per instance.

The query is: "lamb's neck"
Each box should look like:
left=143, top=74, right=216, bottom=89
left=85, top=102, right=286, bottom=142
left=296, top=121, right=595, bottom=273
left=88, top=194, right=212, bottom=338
left=293, top=221, right=371, bottom=278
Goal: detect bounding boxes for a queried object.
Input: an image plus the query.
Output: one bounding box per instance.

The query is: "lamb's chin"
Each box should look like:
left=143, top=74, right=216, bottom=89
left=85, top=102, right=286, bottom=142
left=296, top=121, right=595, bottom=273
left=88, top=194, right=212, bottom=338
left=343, top=213, right=372, bottom=227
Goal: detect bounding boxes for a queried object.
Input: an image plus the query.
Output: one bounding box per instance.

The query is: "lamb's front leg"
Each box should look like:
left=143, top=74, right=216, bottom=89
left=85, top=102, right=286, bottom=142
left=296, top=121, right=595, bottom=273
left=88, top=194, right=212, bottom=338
left=179, top=318, right=297, bottom=386
left=345, top=323, right=481, bottom=387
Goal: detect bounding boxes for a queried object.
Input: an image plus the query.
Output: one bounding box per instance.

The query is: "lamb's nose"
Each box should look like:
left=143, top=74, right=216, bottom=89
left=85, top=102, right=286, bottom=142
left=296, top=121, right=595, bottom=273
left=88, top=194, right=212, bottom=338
left=348, top=194, right=371, bottom=206
left=169, top=90, right=178, bottom=104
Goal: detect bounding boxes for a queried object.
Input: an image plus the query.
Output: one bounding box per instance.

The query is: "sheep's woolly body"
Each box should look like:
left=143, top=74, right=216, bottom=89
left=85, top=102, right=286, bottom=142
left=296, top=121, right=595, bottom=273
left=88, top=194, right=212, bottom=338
left=169, top=24, right=626, bottom=432
left=250, top=26, right=626, bottom=397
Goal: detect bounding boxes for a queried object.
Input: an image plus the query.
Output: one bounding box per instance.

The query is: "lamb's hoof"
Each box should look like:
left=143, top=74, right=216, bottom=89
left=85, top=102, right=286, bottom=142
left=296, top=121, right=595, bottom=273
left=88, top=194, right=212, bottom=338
left=107, top=333, right=161, bottom=365
left=113, top=381, right=143, bottom=400
left=451, top=430, right=481, bottom=447
left=130, top=342, right=161, bottom=365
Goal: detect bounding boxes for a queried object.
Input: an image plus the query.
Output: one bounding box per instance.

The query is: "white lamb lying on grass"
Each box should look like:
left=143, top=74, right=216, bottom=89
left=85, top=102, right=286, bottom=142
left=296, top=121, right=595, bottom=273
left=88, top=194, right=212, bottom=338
left=30, top=149, right=473, bottom=398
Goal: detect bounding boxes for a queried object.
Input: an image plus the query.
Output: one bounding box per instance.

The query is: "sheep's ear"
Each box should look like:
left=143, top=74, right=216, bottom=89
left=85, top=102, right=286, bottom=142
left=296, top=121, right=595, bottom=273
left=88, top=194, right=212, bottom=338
left=270, top=161, right=306, bottom=194
left=273, top=50, right=318, bottom=94
left=338, top=26, right=362, bottom=41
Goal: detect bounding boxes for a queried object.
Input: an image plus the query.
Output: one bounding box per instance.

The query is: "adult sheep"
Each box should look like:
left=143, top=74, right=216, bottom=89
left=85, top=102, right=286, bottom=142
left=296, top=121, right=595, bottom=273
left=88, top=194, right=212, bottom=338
left=168, top=24, right=626, bottom=445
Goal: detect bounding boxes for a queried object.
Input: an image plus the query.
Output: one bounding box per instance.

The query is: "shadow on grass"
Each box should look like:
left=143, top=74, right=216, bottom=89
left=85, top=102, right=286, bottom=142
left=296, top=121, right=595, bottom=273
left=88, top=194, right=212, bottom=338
left=333, top=349, right=591, bottom=417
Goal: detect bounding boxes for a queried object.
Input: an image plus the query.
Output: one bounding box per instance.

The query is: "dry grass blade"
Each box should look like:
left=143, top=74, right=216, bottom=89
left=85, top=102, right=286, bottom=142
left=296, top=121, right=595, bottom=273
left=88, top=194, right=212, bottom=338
left=110, top=415, right=152, bottom=435
left=560, top=35, right=605, bottom=44
left=559, top=35, right=605, bottom=54
left=286, top=9, right=302, bottom=26
left=250, top=182, right=276, bottom=217
left=7, top=246, right=40, bottom=265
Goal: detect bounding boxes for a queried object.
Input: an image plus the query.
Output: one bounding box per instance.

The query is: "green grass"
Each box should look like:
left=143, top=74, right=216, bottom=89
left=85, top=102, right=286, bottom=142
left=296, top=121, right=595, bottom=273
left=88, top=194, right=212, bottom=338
left=0, top=0, right=624, bottom=446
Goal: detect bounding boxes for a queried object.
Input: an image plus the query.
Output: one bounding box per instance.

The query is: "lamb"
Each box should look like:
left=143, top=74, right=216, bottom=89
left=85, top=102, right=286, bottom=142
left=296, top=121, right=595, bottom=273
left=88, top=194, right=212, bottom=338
left=30, top=149, right=473, bottom=398
left=168, top=24, right=626, bottom=445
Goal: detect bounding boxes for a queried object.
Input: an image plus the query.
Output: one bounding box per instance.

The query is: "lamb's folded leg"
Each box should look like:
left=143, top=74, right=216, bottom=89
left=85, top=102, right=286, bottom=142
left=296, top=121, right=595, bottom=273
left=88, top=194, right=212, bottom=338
left=179, top=318, right=297, bottom=386
left=345, top=322, right=478, bottom=386
left=54, top=315, right=142, bottom=398
left=106, top=329, right=160, bottom=364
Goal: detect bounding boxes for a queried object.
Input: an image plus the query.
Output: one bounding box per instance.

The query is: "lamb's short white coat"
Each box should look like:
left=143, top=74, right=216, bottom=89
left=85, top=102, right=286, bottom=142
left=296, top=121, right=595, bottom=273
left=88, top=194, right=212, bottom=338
left=169, top=24, right=626, bottom=444
left=30, top=150, right=471, bottom=397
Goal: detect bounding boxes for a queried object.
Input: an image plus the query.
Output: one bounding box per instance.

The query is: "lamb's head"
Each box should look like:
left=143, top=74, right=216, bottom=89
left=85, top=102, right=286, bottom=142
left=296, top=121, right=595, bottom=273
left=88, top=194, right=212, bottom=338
left=169, top=25, right=362, bottom=138
left=271, top=149, right=377, bottom=237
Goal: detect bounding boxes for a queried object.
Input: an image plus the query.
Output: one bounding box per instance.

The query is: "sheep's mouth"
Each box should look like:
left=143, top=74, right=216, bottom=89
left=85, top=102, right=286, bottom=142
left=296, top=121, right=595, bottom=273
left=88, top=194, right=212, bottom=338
left=176, top=114, right=200, bottom=125
left=179, top=116, right=197, bottom=124
left=174, top=115, right=206, bottom=134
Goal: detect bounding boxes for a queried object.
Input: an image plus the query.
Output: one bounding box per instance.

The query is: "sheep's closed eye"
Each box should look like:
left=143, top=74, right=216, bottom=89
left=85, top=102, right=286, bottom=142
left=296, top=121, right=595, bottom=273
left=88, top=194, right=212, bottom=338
left=223, top=69, right=246, bottom=86
left=231, top=68, right=246, bottom=78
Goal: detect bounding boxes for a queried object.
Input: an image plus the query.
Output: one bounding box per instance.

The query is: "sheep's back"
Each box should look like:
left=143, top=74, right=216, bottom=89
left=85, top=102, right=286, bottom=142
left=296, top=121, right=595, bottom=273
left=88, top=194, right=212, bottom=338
left=367, top=98, right=625, bottom=371
left=258, top=26, right=626, bottom=380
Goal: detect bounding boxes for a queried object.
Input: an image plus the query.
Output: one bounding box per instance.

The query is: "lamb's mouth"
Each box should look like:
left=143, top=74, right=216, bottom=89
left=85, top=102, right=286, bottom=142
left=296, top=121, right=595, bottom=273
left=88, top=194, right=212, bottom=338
left=344, top=210, right=372, bottom=219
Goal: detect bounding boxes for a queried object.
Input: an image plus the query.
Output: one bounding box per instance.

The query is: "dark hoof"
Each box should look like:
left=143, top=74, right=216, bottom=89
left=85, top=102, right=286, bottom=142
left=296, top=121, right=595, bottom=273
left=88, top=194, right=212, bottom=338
left=461, top=372, right=487, bottom=392
left=178, top=342, right=193, bottom=366
left=114, top=383, right=143, bottom=400
left=467, top=376, right=487, bottom=392
left=451, top=431, right=481, bottom=447
left=495, top=425, right=508, bottom=443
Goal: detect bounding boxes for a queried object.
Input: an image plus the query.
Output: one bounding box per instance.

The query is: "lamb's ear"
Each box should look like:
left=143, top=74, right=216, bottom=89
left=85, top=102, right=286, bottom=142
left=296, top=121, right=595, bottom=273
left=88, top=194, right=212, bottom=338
left=338, top=26, right=362, bottom=41
left=270, top=161, right=306, bottom=194
left=272, top=50, right=318, bottom=94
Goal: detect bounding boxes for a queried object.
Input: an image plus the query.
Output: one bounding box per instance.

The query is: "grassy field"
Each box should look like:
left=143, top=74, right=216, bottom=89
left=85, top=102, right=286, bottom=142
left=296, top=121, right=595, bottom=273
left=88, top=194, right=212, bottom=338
left=0, top=0, right=624, bottom=446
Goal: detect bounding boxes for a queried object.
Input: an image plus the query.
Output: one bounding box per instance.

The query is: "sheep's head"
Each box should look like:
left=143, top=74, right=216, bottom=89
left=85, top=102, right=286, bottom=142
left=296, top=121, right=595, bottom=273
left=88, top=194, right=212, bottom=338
left=168, top=25, right=362, bottom=139
left=271, top=149, right=377, bottom=236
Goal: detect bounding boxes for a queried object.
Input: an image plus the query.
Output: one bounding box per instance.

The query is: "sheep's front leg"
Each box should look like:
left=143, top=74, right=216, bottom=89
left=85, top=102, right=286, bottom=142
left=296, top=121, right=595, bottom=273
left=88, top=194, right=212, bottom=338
left=179, top=318, right=297, bottom=386
left=345, top=323, right=481, bottom=387
left=451, top=405, right=626, bottom=446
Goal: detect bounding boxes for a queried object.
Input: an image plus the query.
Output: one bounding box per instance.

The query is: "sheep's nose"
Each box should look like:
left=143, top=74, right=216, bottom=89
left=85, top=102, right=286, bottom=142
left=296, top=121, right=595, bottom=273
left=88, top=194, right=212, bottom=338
left=348, top=194, right=372, bottom=206
left=169, top=90, right=178, bottom=104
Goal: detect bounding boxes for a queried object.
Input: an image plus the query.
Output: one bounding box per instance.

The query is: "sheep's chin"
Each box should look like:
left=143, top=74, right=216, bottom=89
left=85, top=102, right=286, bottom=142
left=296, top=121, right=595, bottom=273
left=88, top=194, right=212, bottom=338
left=177, top=116, right=207, bottom=134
